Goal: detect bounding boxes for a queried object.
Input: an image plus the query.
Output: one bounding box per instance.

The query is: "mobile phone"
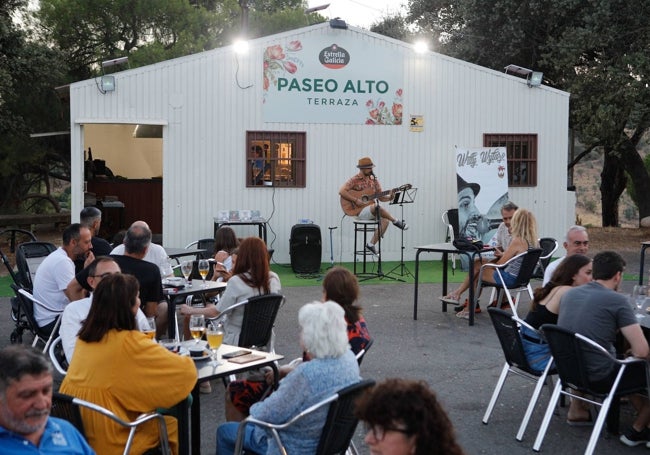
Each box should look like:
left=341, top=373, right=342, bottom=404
left=222, top=349, right=252, bottom=359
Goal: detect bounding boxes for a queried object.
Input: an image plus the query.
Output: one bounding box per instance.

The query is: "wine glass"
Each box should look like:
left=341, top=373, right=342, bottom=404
left=206, top=321, right=224, bottom=366
left=181, top=260, right=193, bottom=286
left=143, top=317, right=156, bottom=341
left=189, top=314, right=205, bottom=344
left=632, top=285, right=648, bottom=317
left=198, top=259, right=209, bottom=287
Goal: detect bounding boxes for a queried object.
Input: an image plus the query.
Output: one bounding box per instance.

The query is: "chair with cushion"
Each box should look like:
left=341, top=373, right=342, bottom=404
left=533, top=324, right=649, bottom=454
left=483, top=308, right=556, bottom=442
left=51, top=392, right=171, bottom=455
left=476, top=248, right=543, bottom=315
left=234, top=379, right=375, bottom=455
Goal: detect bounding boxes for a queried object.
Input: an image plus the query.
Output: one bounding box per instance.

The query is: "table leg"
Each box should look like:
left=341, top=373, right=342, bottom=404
left=640, top=245, right=649, bottom=285
left=191, top=382, right=202, bottom=455
left=467, top=252, right=475, bottom=326
left=176, top=397, right=190, bottom=455
left=413, top=249, right=422, bottom=320
left=441, top=252, right=448, bottom=312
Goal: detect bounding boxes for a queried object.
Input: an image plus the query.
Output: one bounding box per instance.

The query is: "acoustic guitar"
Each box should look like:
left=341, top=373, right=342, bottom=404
left=340, top=184, right=412, bottom=216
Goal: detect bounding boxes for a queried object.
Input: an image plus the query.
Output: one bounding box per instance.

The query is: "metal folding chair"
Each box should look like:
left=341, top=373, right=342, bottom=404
left=51, top=392, right=171, bottom=455
left=234, top=379, right=375, bottom=455
left=533, top=324, right=649, bottom=454
left=483, top=308, right=556, bottom=442
left=11, top=286, right=62, bottom=352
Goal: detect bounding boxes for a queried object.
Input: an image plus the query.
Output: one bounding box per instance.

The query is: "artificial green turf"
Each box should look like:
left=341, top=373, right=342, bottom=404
left=0, top=263, right=639, bottom=296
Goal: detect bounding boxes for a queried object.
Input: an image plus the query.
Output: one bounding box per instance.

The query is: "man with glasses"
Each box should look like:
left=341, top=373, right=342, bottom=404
left=60, top=257, right=149, bottom=362
left=542, top=225, right=589, bottom=285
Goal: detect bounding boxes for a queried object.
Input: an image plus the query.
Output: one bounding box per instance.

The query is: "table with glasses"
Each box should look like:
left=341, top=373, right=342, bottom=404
left=163, top=280, right=227, bottom=338
left=175, top=343, right=283, bottom=455
left=213, top=218, right=268, bottom=244
left=413, top=242, right=493, bottom=326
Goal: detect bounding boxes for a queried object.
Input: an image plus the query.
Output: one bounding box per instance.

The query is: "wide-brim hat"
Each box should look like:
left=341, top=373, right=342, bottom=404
left=457, top=174, right=480, bottom=196
left=357, top=157, right=375, bottom=169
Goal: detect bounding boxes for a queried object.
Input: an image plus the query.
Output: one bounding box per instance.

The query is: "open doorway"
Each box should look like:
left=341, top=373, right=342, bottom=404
left=83, top=123, right=163, bottom=242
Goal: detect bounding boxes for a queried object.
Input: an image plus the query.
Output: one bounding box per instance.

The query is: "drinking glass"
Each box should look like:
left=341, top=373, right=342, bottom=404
left=181, top=260, right=193, bottom=286
left=189, top=314, right=205, bottom=344
left=198, top=259, right=209, bottom=287
left=206, top=321, right=224, bottom=366
left=632, top=284, right=648, bottom=317
left=143, top=317, right=156, bottom=341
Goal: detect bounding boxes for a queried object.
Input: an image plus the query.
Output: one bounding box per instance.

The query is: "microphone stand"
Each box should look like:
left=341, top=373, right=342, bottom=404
left=327, top=226, right=337, bottom=269
left=387, top=187, right=417, bottom=280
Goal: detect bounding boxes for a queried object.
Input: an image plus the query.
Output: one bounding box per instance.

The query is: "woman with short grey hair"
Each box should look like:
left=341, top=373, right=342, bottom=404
left=216, top=300, right=361, bottom=455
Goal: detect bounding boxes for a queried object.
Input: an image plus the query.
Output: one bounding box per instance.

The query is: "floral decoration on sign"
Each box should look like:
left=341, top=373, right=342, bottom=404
left=263, top=41, right=303, bottom=93
left=365, top=89, right=403, bottom=125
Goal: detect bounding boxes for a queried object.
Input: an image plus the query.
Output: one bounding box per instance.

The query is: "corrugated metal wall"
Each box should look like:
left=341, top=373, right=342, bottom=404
left=70, top=23, right=570, bottom=264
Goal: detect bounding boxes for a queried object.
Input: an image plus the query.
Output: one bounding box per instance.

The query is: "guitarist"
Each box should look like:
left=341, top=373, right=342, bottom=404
left=339, top=157, right=408, bottom=256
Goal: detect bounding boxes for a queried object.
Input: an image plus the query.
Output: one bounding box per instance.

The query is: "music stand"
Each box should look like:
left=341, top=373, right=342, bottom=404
left=387, top=187, right=417, bottom=279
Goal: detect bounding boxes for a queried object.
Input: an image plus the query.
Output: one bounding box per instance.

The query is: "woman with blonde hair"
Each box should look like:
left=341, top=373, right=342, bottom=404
left=444, top=208, right=539, bottom=319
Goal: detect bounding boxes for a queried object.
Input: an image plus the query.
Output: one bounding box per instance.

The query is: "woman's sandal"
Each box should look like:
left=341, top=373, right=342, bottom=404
left=440, top=295, right=460, bottom=304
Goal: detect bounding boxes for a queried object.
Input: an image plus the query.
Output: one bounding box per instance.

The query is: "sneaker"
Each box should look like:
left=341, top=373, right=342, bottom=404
left=365, top=243, right=378, bottom=256
left=620, top=426, right=650, bottom=447
left=393, top=220, right=409, bottom=230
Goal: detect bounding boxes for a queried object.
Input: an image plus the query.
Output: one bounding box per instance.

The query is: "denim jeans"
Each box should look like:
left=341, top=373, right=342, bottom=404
left=216, top=422, right=267, bottom=455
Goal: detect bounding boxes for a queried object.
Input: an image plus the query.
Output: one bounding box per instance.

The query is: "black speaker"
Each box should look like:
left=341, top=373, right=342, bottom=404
left=290, top=224, right=322, bottom=274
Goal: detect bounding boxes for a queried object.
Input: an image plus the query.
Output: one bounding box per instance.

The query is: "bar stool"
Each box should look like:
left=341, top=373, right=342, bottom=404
left=353, top=218, right=380, bottom=276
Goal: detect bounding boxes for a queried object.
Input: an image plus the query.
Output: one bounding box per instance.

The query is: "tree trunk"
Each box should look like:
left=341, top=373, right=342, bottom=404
left=618, top=136, right=650, bottom=225
left=600, top=147, right=626, bottom=226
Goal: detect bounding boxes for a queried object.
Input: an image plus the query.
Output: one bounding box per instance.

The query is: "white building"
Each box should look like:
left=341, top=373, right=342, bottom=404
left=69, top=22, right=572, bottom=264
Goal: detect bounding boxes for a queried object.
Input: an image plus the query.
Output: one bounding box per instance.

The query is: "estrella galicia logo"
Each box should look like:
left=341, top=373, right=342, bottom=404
left=319, top=44, right=350, bottom=69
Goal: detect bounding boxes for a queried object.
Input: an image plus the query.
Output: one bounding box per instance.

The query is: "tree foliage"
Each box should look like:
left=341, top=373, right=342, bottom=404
left=406, top=0, right=650, bottom=226
left=0, top=0, right=69, bottom=213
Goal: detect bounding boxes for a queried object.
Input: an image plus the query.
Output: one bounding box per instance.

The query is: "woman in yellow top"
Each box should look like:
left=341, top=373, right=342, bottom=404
left=61, top=274, right=196, bottom=455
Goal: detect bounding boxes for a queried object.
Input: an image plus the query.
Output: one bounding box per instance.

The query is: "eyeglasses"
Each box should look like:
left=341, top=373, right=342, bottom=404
left=90, top=272, right=116, bottom=279
left=365, top=424, right=411, bottom=441
left=572, top=241, right=589, bottom=247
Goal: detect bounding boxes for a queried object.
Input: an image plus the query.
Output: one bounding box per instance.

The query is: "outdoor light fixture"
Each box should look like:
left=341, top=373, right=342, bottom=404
left=100, top=75, right=115, bottom=93
left=329, top=17, right=348, bottom=29
left=504, top=64, right=543, bottom=88
left=101, top=56, right=129, bottom=69
left=233, top=39, right=250, bottom=55
left=528, top=71, right=543, bottom=87
left=305, top=3, right=330, bottom=13
left=98, top=56, right=128, bottom=94
left=413, top=41, right=428, bottom=54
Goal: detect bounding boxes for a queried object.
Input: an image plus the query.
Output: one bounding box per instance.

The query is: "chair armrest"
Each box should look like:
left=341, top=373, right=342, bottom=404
left=207, top=299, right=250, bottom=324
left=18, top=288, right=63, bottom=314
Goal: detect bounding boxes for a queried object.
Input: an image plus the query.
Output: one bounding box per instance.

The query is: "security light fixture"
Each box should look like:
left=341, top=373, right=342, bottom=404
left=504, top=64, right=543, bottom=88
left=100, top=75, right=115, bottom=92
left=329, top=17, right=348, bottom=29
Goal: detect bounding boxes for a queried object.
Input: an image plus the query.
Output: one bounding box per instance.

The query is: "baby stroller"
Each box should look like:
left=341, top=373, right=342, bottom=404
left=0, top=229, right=57, bottom=345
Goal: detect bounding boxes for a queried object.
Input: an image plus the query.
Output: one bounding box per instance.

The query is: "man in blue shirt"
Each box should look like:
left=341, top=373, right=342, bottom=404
left=0, top=345, right=94, bottom=454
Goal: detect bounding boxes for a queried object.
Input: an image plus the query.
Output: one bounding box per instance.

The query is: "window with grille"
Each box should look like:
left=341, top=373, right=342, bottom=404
left=246, top=131, right=306, bottom=188
left=483, top=134, right=537, bottom=187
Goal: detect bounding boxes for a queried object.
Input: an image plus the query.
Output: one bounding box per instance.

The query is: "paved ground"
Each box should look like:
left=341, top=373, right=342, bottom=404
left=1, top=264, right=646, bottom=454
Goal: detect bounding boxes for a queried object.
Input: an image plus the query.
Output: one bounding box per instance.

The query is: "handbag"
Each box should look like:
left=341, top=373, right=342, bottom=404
left=453, top=237, right=484, bottom=252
